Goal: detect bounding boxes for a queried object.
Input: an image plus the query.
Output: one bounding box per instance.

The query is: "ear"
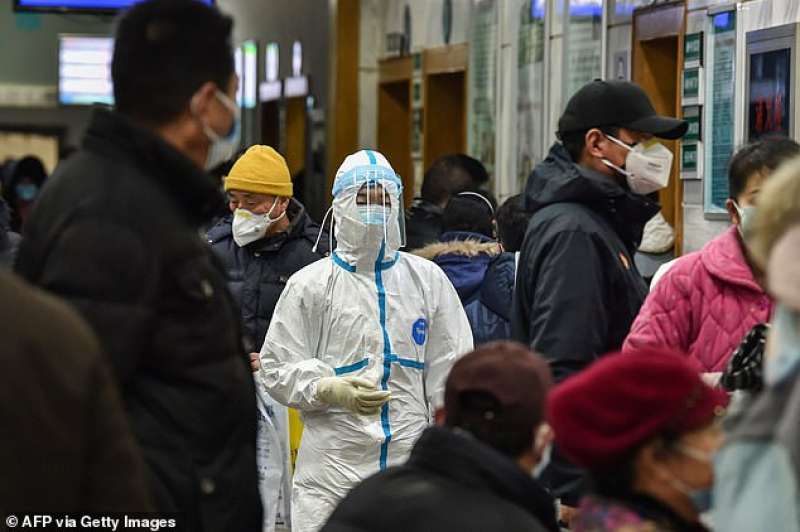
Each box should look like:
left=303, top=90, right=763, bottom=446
left=434, top=407, right=447, bottom=426
left=585, top=129, right=607, bottom=159
left=725, top=198, right=740, bottom=226
left=189, top=81, right=219, bottom=117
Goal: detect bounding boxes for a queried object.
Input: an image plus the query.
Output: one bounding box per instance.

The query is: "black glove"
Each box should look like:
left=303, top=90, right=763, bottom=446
left=721, top=323, right=769, bottom=392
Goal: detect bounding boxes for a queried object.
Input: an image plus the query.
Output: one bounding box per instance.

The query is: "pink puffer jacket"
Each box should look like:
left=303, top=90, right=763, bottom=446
left=624, top=226, right=773, bottom=372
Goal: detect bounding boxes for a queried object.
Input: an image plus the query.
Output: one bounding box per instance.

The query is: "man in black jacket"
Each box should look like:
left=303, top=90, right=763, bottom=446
left=208, top=145, right=327, bottom=353
left=511, top=80, right=687, bottom=509
left=207, top=145, right=327, bottom=530
left=15, top=1, right=261, bottom=530
left=321, top=341, right=559, bottom=532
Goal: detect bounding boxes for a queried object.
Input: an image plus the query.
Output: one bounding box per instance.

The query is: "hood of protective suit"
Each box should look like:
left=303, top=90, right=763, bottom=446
left=332, top=150, right=403, bottom=268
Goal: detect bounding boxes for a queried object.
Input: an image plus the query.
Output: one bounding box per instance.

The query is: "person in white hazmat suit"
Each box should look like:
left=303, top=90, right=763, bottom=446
left=259, top=149, right=474, bottom=532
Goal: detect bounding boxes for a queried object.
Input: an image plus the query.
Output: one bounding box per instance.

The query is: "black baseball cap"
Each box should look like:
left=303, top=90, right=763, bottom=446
left=557, top=79, right=688, bottom=140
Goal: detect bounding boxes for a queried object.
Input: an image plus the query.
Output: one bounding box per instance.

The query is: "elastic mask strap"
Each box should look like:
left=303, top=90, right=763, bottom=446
left=313, top=206, right=334, bottom=253
left=606, top=134, right=634, bottom=152
left=601, top=158, right=631, bottom=177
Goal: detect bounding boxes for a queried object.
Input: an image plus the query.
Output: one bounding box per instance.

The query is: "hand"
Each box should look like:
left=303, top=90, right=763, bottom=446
left=249, top=353, right=261, bottom=373
left=558, top=504, right=578, bottom=528
left=316, top=376, right=391, bottom=415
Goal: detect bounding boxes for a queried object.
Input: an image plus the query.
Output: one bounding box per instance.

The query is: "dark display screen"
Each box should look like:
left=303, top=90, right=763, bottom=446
left=748, top=47, right=791, bottom=140
left=16, top=0, right=212, bottom=12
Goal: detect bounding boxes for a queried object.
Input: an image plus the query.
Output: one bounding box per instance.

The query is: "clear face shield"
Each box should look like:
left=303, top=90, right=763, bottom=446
left=331, top=165, right=406, bottom=250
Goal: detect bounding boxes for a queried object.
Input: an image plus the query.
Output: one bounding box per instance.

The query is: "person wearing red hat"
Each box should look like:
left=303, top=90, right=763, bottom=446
left=321, top=341, right=560, bottom=532
left=548, top=348, right=728, bottom=531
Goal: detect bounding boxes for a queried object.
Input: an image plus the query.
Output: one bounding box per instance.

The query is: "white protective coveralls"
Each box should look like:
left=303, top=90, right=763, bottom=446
left=260, top=149, right=473, bottom=532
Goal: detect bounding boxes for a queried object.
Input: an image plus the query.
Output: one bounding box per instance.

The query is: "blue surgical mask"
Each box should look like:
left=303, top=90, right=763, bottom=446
left=688, top=487, right=713, bottom=514
left=357, top=205, right=390, bottom=225
left=15, top=183, right=38, bottom=202
left=201, top=90, right=241, bottom=171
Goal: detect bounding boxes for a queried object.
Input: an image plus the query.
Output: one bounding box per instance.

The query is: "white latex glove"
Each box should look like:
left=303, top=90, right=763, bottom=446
left=316, top=376, right=391, bottom=415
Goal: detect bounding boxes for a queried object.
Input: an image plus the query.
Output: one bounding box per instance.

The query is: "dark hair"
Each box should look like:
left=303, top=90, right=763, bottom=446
left=589, top=431, right=682, bottom=499
left=728, top=137, right=800, bottom=200
left=496, top=193, right=531, bottom=252
left=446, top=391, right=536, bottom=458
left=112, top=0, right=234, bottom=125
left=421, top=154, right=489, bottom=205
left=560, top=126, right=620, bottom=163
left=441, top=190, right=497, bottom=238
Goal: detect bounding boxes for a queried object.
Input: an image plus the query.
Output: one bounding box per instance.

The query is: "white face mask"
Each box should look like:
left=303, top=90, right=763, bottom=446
left=232, top=200, right=285, bottom=247
left=200, top=90, right=241, bottom=171
left=602, top=135, right=674, bottom=195
left=733, top=201, right=757, bottom=239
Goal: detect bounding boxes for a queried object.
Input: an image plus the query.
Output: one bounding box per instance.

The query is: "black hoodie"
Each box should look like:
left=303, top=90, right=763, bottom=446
left=511, top=142, right=659, bottom=505
left=322, top=426, right=558, bottom=532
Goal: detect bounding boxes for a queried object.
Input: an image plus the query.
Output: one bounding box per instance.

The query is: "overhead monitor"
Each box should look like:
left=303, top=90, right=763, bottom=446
left=235, top=47, right=243, bottom=107
left=243, top=40, right=258, bottom=109
left=58, top=34, right=114, bottom=106
left=16, top=0, right=212, bottom=13
left=266, top=43, right=279, bottom=83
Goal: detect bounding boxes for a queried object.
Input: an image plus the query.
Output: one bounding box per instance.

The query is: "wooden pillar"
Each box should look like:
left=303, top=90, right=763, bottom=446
left=326, top=0, right=360, bottom=205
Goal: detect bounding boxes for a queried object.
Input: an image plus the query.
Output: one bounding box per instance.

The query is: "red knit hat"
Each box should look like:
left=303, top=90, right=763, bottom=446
left=547, top=348, right=728, bottom=470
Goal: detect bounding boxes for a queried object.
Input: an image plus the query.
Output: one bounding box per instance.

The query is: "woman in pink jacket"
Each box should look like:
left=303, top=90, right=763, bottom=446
left=624, top=138, right=800, bottom=374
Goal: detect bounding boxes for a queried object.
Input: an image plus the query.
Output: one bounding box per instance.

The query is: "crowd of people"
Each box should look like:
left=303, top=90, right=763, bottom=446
left=2, top=1, right=800, bottom=532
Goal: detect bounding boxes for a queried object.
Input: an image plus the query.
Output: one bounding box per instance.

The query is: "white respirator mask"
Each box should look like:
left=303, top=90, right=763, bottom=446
left=232, top=200, right=285, bottom=247
left=602, top=135, right=673, bottom=195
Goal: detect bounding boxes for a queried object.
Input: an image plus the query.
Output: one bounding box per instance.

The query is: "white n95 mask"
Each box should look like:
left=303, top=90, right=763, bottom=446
left=232, top=201, right=285, bottom=247
left=603, top=136, right=674, bottom=195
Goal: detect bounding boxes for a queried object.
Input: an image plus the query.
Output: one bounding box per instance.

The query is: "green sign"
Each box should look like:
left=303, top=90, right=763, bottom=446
left=682, top=142, right=698, bottom=172
left=684, top=32, right=703, bottom=67
left=683, top=68, right=701, bottom=101
left=683, top=107, right=702, bottom=142
left=413, top=52, right=422, bottom=71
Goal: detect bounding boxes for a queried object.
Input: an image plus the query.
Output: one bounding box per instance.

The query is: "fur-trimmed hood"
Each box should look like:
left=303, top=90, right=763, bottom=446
left=413, top=231, right=502, bottom=304
left=413, top=238, right=502, bottom=260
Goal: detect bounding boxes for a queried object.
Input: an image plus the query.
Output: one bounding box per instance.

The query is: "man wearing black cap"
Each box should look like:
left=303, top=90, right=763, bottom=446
left=511, top=80, right=687, bottom=508
left=320, top=341, right=559, bottom=532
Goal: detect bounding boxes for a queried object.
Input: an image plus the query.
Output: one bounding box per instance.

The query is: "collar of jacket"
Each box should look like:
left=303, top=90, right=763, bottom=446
left=408, top=198, right=444, bottom=217
left=700, top=225, right=765, bottom=293
left=408, top=426, right=560, bottom=532
left=82, top=108, right=224, bottom=226
left=207, top=198, right=311, bottom=254
left=413, top=231, right=501, bottom=260
left=591, top=493, right=710, bottom=532
left=525, top=142, right=660, bottom=251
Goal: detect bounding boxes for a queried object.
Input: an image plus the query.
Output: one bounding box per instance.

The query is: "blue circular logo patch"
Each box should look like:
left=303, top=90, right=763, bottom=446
left=412, top=318, right=427, bottom=345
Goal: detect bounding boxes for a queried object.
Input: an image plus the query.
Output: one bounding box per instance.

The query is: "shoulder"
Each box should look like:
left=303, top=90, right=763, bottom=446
left=207, top=215, right=233, bottom=241
left=530, top=202, right=606, bottom=235
left=398, top=251, right=450, bottom=283
left=654, top=250, right=705, bottom=292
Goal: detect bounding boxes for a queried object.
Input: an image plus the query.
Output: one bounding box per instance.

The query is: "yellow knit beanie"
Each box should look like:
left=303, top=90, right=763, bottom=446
left=224, top=145, right=293, bottom=197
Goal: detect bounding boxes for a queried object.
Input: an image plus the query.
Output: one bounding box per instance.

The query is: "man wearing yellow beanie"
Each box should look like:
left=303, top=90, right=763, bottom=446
left=207, top=145, right=328, bottom=532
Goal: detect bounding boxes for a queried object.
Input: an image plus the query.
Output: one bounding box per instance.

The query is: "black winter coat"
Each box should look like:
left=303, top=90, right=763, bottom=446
left=511, top=142, right=658, bottom=506
left=15, top=109, right=261, bottom=532
left=322, top=426, right=558, bottom=532
left=207, top=199, right=327, bottom=352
